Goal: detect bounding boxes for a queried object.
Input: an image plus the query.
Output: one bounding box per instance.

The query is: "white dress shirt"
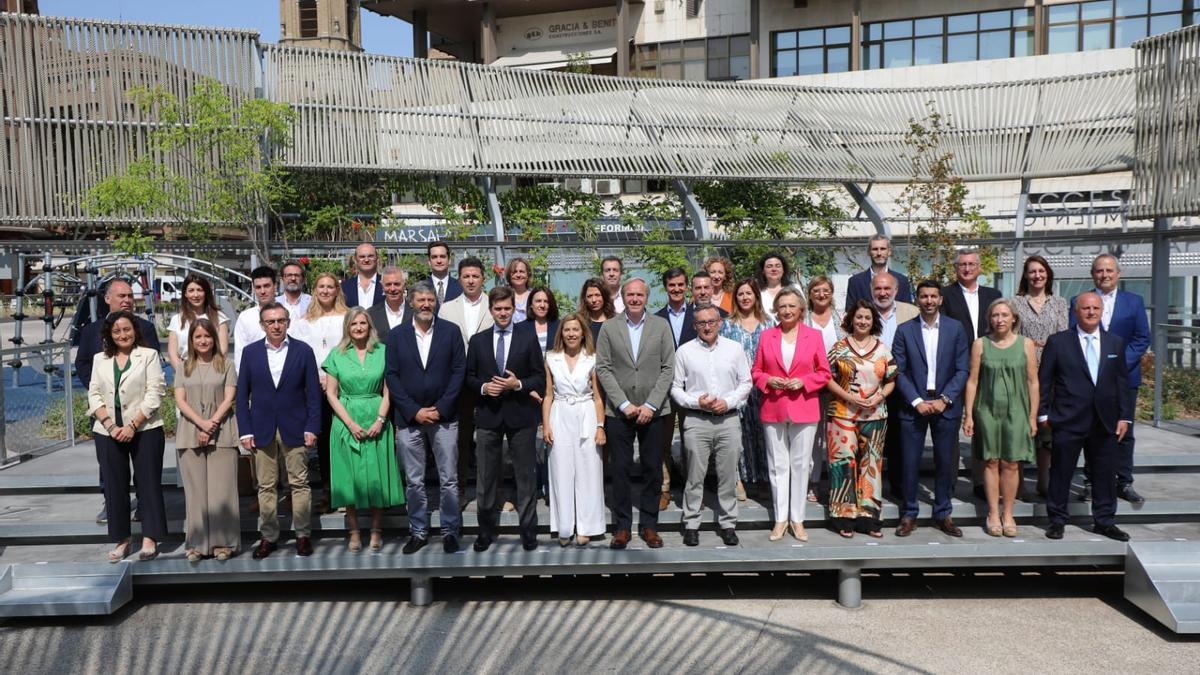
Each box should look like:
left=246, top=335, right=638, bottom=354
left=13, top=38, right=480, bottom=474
left=384, top=301, right=406, bottom=330
left=781, top=336, right=797, bottom=371
left=960, top=283, right=980, bottom=337
left=430, top=273, right=450, bottom=303
left=462, top=294, right=485, bottom=337
left=1097, top=287, right=1117, bottom=330
left=354, top=276, right=377, bottom=309
left=265, top=336, right=290, bottom=388
left=666, top=303, right=687, bottom=345
left=611, top=293, right=625, bottom=314
left=292, top=313, right=345, bottom=372
left=879, top=305, right=899, bottom=348
left=911, top=315, right=941, bottom=407
left=414, top=319, right=434, bottom=368
left=671, top=336, right=752, bottom=411
left=233, top=305, right=264, bottom=373
left=276, top=293, right=312, bottom=323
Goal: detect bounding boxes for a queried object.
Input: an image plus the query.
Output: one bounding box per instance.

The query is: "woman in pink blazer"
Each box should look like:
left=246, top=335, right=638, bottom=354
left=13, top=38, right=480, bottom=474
left=752, top=288, right=831, bottom=542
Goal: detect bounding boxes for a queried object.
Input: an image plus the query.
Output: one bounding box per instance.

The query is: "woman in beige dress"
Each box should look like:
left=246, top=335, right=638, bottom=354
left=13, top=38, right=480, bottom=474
left=174, top=318, right=240, bottom=561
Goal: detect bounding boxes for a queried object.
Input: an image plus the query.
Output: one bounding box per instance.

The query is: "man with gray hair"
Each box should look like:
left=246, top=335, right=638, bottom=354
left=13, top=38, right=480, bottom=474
left=846, top=234, right=912, bottom=310
left=368, top=266, right=412, bottom=337
left=670, top=304, right=751, bottom=546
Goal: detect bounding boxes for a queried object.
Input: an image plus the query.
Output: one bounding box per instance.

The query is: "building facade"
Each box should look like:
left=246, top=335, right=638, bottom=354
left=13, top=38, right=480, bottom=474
left=279, top=0, right=364, bottom=51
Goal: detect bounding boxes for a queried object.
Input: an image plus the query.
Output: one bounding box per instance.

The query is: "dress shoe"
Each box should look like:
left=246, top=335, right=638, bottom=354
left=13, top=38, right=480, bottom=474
left=402, top=536, right=428, bottom=555
left=443, top=534, right=460, bottom=554
left=933, top=518, right=963, bottom=537
left=719, top=528, right=739, bottom=546
left=682, top=529, right=699, bottom=546
left=1118, top=485, right=1145, bottom=505
left=896, top=517, right=916, bottom=537
left=1093, top=523, right=1131, bottom=542
left=522, top=536, right=538, bottom=551
left=610, top=529, right=631, bottom=550
left=95, top=504, right=108, bottom=525
left=473, top=536, right=492, bottom=552
left=252, top=538, right=278, bottom=560
left=972, top=485, right=986, bottom=501
left=658, top=492, right=671, bottom=511
left=295, top=536, right=314, bottom=557
left=769, top=522, right=789, bottom=541
left=1079, top=481, right=1092, bottom=502
left=640, top=527, right=663, bottom=548
left=1045, top=523, right=1065, bottom=540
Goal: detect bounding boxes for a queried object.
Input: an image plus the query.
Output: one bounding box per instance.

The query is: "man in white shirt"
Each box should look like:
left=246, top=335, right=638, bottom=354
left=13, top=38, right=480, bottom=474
left=340, top=243, right=383, bottom=308
left=602, top=255, right=625, bottom=314
left=367, top=266, right=412, bottom=338
left=233, top=266, right=278, bottom=373
left=670, top=305, right=751, bottom=547
left=275, top=261, right=312, bottom=323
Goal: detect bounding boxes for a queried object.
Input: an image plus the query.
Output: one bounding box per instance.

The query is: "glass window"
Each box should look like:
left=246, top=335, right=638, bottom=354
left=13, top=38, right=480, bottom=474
left=709, top=38, right=728, bottom=58
left=660, top=62, right=682, bottom=80
left=1048, top=24, right=1079, bottom=52
left=772, top=25, right=851, bottom=76
left=774, top=53, right=797, bottom=77
left=797, top=48, right=824, bottom=75
left=730, top=56, right=751, bottom=80
left=683, top=40, right=705, bottom=60
left=979, top=30, right=1010, bottom=60
left=863, top=43, right=882, bottom=69
left=731, top=35, right=750, bottom=55
left=683, top=59, right=705, bottom=81
left=1014, top=29, right=1035, bottom=56
left=1048, top=4, right=1080, bottom=23
left=1082, top=22, right=1111, bottom=50
left=885, top=40, right=913, bottom=67
left=776, top=31, right=796, bottom=50
left=979, top=10, right=1010, bottom=30
left=915, top=17, right=942, bottom=36
left=1150, top=0, right=1183, bottom=12
left=862, top=23, right=877, bottom=41
left=1149, top=13, right=1183, bottom=34
left=1012, top=8, right=1035, bottom=27
left=947, top=33, right=977, bottom=62
left=708, top=58, right=728, bottom=80
left=826, top=47, right=849, bottom=73
left=1116, top=0, right=1150, bottom=16
left=796, top=29, right=823, bottom=48
left=884, top=20, right=913, bottom=39
left=913, top=36, right=943, bottom=65
left=1081, top=1, right=1114, bottom=20
left=660, top=43, right=681, bottom=60
left=826, top=26, right=851, bottom=44
left=1115, top=17, right=1149, bottom=45
left=948, top=13, right=977, bottom=33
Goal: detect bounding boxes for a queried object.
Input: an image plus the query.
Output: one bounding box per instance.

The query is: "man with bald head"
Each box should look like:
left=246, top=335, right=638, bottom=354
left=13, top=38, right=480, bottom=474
left=872, top=272, right=918, bottom=349
left=1040, top=292, right=1134, bottom=542
left=341, top=243, right=384, bottom=308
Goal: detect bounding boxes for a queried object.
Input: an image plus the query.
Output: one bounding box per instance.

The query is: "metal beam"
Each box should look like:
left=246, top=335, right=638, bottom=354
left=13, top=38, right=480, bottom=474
left=842, top=183, right=890, bottom=237
left=482, top=177, right=505, bottom=267
left=1152, top=216, right=1171, bottom=426
left=672, top=179, right=709, bottom=240
left=1010, top=177, right=1032, bottom=297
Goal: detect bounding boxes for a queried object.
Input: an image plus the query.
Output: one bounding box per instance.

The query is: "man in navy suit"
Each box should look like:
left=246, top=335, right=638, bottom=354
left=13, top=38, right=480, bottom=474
left=466, top=286, right=546, bottom=552
left=845, top=234, right=912, bottom=310
left=427, top=241, right=462, bottom=305
left=1041, top=292, right=1134, bottom=542
left=1069, top=254, right=1151, bottom=504
left=386, top=280, right=465, bottom=554
left=236, top=302, right=323, bottom=559
left=892, top=280, right=970, bottom=538
left=342, top=243, right=384, bottom=308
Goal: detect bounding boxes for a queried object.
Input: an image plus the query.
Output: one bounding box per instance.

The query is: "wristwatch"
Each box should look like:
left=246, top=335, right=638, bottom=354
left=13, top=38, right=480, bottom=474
left=939, top=394, right=953, bottom=406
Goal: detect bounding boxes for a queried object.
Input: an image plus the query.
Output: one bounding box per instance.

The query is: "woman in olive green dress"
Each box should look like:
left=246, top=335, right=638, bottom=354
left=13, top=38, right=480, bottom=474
left=963, top=298, right=1039, bottom=538
left=323, top=308, right=404, bottom=552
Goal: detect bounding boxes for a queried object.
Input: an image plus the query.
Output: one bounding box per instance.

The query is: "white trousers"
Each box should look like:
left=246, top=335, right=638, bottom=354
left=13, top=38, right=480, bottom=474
left=547, top=403, right=606, bottom=537
left=763, top=421, right=818, bottom=523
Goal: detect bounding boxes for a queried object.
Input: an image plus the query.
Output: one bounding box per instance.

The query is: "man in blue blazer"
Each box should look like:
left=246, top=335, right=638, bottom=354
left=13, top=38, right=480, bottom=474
left=466, top=286, right=546, bottom=552
left=655, top=267, right=697, bottom=348
left=845, top=234, right=912, bottom=310
left=892, top=280, right=970, bottom=538
left=1069, top=254, right=1151, bottom=504
left=341, top=243, right=384, bottom=308
left=236, top=302, right=323, bottom=559
left=385, top=280, right=466, bottom=554
left=1041, top=292, right=1134, bottom=541
left=427, top=241, right=462, bottom=305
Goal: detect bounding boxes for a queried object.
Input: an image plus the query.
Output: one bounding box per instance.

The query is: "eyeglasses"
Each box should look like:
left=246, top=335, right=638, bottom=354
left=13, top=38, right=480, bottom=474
left=694, top=319, right=721, bottom=327
left=262, top=318, right=289, bottom=326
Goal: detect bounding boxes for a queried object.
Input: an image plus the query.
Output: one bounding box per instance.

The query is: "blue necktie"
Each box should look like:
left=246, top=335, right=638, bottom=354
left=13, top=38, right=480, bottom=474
left=495, top=329, right=507, bottom=375
left=1085, top=335, right=1099, bottom=385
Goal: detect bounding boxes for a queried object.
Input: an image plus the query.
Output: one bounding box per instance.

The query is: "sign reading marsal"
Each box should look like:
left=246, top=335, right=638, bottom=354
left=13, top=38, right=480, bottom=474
left=497, top=7, right=617, bottom=52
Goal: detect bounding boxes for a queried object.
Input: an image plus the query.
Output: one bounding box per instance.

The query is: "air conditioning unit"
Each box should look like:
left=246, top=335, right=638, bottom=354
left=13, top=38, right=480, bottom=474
left=594, top=179, right=621, bottom=196
left=686, top=0, right=702, bottom=18
left=564, top=178, right=593, bottom=193
left=654, top=0, right=665, bottom=14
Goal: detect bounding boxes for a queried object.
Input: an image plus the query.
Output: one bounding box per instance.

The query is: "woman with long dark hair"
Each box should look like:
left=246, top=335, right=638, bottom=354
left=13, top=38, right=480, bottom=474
left=167, top=274, right=229, bottom=373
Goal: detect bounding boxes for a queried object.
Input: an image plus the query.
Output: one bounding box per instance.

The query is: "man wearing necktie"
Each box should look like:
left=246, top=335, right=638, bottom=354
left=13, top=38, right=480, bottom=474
left=1038, top=292, right=1134, bottom=542
left=465, top=286, right=546, bottom=551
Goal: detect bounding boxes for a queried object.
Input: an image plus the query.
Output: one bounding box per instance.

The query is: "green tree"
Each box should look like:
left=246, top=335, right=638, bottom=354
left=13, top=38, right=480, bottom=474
left=83, top=78, right=295, bottom=260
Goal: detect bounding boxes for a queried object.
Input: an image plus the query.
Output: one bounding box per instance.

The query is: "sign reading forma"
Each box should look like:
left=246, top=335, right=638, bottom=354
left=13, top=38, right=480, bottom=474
left=497, top=7, right=617, bottom=52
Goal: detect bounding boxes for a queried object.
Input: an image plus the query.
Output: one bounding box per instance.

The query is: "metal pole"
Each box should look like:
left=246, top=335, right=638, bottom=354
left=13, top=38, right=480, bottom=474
left=0, top=367, right=6, bottom=465
left=410, top=576, right=433, bottom=606
left=1151, top=217, right=1171, bottom=426
left=483, top=177, right=506, bottom=268
left=837, top=568, right=863, bottom=609
left=63, top=342, right=75, bottom=447
left=672, top=179, right=710, bottom=240
left=41, top=252, right=53, bottom=392
left=842, top=183, right=890, bottom=237
left=1010, top=177, right=1031, bottom=297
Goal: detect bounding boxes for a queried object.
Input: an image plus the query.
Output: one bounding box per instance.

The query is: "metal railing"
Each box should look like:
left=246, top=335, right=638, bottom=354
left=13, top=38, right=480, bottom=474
left=0, top=341, right=76, bottom=467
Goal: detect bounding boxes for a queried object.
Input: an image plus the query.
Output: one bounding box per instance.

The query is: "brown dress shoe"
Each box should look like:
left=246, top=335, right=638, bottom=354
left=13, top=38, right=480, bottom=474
left=640, top=527, right=663, bottom=548
left=610, top=529, right=631, bottom=549
left=895, top=517, right=916, bottom=537
left=251, top=538, right=277, bottom=560
left=296, top=536, right=314, bottom=556
left=658, top=492, right=671, bottom=511
left=933, top=518, right=963, bottom=537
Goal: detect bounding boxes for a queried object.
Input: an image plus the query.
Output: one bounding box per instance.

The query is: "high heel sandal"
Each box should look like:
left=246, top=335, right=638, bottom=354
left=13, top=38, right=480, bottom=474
left=186, top=549, right=203, bottom=563
left=369, top=529, right=383, bottom=551
left=985, top=517, right=1003, bottom=537
left=138, top=541, right=159, bottom=561
left=575, top=535, right=590, bottom=547
left=348, top=529, right=362, bottom=552
left=1002, top=519, right=1018, bottom=538
left=769, top=522, right=788, bottom=541
left=790, top=522, right=808, bottom=542
left=107, top=540, right=131, bottom=563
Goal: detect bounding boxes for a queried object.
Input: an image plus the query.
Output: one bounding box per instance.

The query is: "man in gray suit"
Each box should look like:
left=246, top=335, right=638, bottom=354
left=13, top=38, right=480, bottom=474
left=596, top=278, right=677, bottom=550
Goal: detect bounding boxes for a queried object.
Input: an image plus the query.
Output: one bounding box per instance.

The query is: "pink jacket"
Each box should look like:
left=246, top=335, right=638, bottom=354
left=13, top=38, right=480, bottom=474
left=752, top=325, right=832, bottom=424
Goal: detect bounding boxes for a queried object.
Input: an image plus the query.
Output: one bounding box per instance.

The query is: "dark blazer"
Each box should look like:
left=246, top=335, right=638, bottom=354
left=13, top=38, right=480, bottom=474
left=341, top=274, right=384, bottom=308
left=1069, top=290, right=1151, bottom=389
left=74, top=315, right=161, bottom=390
left=845, top=268, right=912, bottom=310
left=465, top=324, right=546, bottom=429
left=1039, top=328, right=1134, bottom=435
left=516, top=318, right=559, bottom=356
left=235, top=338, right=322, bottom=448
left=892, top=314, right=971, bottom=420
left=429, top=274, right=462, bottom=304
left=655, top=304, right=696, bottom=348
left=367, top=300, right=414, bottom=340
left=940, top=283, right=1003, bottom=341
left=385, top=317, right=465, bottom=427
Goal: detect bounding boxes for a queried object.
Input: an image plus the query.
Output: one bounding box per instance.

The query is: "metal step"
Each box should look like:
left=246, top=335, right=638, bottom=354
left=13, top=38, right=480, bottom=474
left=1124, top=541, right=1200, bottom=634
left=0, top=562, right=132, bottom=618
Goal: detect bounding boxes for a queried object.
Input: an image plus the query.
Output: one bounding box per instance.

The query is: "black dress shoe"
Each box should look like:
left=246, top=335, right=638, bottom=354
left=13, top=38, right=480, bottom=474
left=473, top=536, right=492, bottom=552
left=719, top=528, right=739, bottom=547
left=1045, top=523, right=1065, bottom=540
left=522, top=537, right=538, bottom=551
left=1079, top=481, right=1092, bottom=502
left=295, top=536, right=313, bottom=557
left=252, top=538, right=278, bottom=559
left=682, top=529, right=699, bottom=546
left=443, top=535, right=459, bottom=554
left=402, top=536, right=428, bottom=555
left=1093, top=523, right=1131, bottom=542
left=1118, top=485, right=1145, bottom=505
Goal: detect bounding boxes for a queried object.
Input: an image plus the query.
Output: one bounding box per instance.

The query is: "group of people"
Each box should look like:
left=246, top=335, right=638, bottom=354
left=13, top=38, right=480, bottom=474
left=76, top=236, right=1150, bottom=562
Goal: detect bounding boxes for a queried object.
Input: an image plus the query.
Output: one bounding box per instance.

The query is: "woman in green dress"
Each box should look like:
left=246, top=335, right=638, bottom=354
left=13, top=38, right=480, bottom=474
left=963, top=298, right=1039, bottom=538
left=323, top=308, right=404, bottom=552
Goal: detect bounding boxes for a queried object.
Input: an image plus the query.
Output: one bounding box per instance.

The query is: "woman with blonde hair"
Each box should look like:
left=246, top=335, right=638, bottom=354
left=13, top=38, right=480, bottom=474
left=704, top=256, right=735, bottom=315
left=505, top=257, right=533, bottom=323
left=323, top=308, right=404, bottom=551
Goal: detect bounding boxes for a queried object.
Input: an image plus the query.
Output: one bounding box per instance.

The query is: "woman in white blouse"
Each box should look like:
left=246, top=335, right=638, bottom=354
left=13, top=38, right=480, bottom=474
left=803, top=275, right=844, bottom=504
left=290, top=271, right=349, bottom=513
left=167, top=274, right=229, bottom=373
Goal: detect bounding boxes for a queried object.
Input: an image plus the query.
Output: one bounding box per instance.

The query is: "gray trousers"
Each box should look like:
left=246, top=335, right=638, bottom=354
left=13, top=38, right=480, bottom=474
left=396, top=422, right=460, bottom=538
left=681, top=412, right=741, bottom=530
